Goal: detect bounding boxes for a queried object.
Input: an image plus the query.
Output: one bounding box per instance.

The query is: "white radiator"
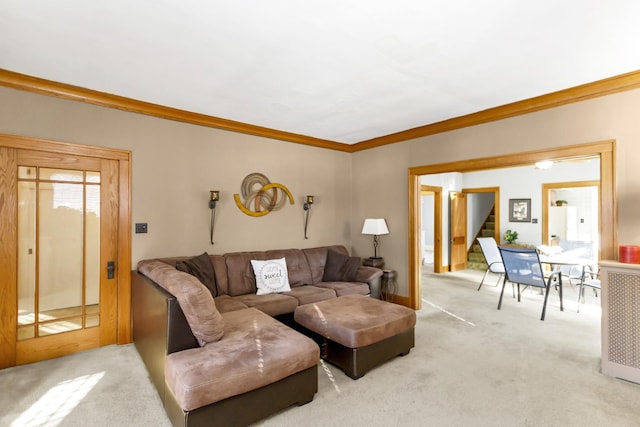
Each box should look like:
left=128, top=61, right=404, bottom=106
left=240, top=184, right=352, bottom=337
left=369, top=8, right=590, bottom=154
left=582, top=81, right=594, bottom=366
left=601, top=260, right=640, bottom=384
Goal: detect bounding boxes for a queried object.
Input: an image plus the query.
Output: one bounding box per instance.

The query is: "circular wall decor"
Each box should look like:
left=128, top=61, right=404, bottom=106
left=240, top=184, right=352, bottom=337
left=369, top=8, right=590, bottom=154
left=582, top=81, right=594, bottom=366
left=234, top=173, right=294, bottom=217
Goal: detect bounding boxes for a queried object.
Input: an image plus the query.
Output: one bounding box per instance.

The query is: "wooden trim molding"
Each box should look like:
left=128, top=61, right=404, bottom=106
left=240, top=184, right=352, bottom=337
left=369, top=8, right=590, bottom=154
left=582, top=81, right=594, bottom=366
left=118, top=157, right=132, bottom=344
left=0, top=147, right=18, bottom=368
left=0, top=133, right=130, bottom=160
left=409, top=140, right=614, bottom=176
left=420, top=185, right=443, bottom=274
left=462, top=186, right=501, bottom=246
left=408, top=173, right=421, bottom=309
left=541, top=180, right=600, bottom=250
left=1, top=68, right=639, bottom=153
left=0, top=68, right=351, bottom=153
left=354, top=70, right=640, bottom=151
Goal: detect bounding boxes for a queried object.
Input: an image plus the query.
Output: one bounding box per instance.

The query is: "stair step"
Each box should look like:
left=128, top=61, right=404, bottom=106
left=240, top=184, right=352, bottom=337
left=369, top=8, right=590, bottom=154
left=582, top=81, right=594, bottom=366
left=467, top=206, right=496, bottom=268
left=467, top=262, right=488, bottom=271
left=468, top=253, right=486, bottom=262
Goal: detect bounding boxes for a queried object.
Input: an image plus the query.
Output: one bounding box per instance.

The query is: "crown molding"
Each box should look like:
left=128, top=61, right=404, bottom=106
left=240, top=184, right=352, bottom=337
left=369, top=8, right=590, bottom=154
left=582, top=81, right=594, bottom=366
left=351, top=70, right=640, bottom=152
left=0, top=68, right=351, bottom=152
left=2, top=68, right=639, bottom=154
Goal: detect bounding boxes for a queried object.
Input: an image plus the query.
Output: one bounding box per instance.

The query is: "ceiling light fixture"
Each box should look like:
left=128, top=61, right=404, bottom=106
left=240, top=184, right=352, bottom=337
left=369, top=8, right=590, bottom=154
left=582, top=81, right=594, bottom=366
left=535, top=161, right=553, bottom=169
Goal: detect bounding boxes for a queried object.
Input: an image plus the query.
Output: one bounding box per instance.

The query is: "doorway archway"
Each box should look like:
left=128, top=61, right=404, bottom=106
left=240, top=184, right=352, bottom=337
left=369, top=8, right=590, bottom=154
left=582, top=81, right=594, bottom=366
left=407, top=140, right=616, bottom=310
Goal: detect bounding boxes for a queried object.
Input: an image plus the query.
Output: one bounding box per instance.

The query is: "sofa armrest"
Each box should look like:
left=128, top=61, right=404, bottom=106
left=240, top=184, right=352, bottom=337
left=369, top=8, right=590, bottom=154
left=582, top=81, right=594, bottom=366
left=132, top=270, right=170, bottom=399
left=356, top=266, right=383, bottom=298
left=131, top=270, right=199, bottom=403
left=356, top=266, right=383, bottom=283
left=132, top=270, right=199, bottom=354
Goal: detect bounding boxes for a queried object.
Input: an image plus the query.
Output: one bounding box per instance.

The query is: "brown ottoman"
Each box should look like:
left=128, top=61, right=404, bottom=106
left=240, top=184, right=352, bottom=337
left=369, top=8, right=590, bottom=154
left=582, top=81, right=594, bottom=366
left=294, top=294, right=416, bottom=379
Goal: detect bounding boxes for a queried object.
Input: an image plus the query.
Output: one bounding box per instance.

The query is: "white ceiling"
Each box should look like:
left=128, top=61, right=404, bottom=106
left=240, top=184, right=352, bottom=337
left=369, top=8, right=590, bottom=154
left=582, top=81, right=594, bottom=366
left=2, top=1, right=640, bottom=144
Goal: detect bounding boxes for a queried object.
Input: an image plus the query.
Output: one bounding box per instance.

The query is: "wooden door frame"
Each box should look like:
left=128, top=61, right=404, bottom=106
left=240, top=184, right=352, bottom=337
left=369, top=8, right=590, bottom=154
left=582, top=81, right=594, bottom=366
left=0, top=133, right=131, bottom=368
left=408, top=140, right=616, bottom=310
left=420, top=186, right=443, bottom=273
left=462, top=187, right=501, bottom=243
left=542, top=180, right=600, bottom=250
left=420, top=186, right=499, bottom=274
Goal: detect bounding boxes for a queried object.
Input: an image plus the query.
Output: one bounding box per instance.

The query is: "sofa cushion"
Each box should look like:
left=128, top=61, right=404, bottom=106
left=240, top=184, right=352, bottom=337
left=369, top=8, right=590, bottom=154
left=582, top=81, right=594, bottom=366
left=315, top=281, right=370, bottom=297
left=211, top=255, right=229, bottom=296
left=323, top=249, right=360, bottom=282
left=251, top=258, right=291, bottom=295
left=284, top=285, right=337, bottom=305
left=213, top=295, right=250, bottom=314
left=138, top=260, right=224, bottom=346
left=165, top=307, right=319, bottom=411
left=175, top=252, right=217, bottom=297
left=224, top=252, right=265, bottom=296
left=234, top=293, right=299, bottom=317
left=265, top=249, right=313, bottom=287
left=303, top=245, right=350, bottom=284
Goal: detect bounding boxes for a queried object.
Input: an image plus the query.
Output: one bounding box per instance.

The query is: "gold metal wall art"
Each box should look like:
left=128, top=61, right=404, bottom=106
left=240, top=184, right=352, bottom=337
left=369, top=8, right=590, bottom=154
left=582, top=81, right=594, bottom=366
left=234, top=173, right=294, bottom=217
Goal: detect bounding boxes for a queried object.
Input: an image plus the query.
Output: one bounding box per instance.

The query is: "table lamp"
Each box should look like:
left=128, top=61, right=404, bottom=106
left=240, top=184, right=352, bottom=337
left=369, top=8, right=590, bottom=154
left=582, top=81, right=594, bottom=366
left=361, top=218, right=389, bottom=267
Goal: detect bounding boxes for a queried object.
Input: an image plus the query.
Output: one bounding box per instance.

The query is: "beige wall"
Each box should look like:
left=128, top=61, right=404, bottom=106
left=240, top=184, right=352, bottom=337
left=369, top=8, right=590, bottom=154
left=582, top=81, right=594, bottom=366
left=352, top=88, right=640, bottom=296
left=0, top=87, right=354, bottom=265
left=3, top=86, right=640, bottom=298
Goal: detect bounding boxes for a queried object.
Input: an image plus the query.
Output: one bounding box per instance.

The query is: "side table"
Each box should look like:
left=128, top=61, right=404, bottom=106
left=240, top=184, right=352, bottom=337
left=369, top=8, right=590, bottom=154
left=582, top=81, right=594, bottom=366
left=381, top=269, right=398, bottom=302
left=363, top=257, right=385, bottom=268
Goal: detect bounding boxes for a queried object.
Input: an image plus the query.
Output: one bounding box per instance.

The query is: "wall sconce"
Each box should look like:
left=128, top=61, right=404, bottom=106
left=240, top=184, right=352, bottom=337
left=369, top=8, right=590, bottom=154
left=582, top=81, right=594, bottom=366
left=303, top=195, right=314, bottom=239
left=209, top=190, right=219, bottom=244
left=361, top=218, right=389, bottom=267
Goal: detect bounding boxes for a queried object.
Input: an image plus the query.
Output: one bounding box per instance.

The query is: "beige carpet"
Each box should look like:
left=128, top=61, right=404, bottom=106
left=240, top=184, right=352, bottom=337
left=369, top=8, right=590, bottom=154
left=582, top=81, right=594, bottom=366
left=2, top=269, right=639, bottom=426
left=0, top=344, right=171, bottom=427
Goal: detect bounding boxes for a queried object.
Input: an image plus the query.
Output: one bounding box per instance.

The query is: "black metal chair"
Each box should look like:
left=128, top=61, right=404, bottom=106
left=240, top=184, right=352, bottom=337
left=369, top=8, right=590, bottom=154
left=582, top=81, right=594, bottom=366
left=497, top=246, right=563, bottom=321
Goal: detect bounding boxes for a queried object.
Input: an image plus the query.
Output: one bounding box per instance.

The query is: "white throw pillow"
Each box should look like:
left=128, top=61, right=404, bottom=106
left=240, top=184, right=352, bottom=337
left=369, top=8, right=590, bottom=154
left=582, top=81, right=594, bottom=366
left=251, top=258, right=291, bottom=295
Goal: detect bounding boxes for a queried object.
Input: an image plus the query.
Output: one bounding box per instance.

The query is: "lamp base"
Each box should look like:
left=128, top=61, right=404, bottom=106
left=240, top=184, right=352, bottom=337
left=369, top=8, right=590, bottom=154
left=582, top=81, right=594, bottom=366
left=363, top=257, right=384, bottom=268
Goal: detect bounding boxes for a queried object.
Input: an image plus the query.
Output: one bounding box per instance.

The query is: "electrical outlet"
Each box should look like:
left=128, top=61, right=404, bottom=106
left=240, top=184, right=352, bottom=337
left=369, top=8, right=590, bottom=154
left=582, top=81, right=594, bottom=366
left=135, top=223, right=148, bottom=234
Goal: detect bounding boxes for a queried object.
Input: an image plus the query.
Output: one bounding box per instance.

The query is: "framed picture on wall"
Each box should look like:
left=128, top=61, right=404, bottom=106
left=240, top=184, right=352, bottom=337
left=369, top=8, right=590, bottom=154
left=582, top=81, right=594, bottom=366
left=509, top=198, right=531, bottom=222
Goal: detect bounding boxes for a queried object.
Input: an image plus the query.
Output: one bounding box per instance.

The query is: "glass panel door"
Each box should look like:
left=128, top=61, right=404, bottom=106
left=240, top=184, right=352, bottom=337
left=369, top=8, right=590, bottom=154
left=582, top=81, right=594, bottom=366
left=0, top=142, right=125, bottom=368
left=17, top=166, right=101, bottom=340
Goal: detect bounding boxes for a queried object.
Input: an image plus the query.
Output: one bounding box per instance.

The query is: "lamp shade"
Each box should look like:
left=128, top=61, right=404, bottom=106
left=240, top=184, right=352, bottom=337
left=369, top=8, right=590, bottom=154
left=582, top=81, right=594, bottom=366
left=361, top=218, right=389, bottom=236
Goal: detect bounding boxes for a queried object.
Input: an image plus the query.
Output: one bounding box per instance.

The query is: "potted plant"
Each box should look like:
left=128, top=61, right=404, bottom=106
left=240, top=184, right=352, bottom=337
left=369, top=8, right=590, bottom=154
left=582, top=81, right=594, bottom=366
left=555, top=200, right=568, bottom=206
left=504, top=229, right=519, bottom=245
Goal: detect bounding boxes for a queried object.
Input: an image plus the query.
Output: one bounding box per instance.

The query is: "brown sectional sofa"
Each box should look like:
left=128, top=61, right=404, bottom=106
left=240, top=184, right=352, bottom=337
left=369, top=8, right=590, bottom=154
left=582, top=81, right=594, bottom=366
left=132, top=245, right=383, bottom=427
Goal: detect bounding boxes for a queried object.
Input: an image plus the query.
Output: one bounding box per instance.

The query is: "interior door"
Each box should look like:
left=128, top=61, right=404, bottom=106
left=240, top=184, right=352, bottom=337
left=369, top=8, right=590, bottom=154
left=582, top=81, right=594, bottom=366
left=449, top=191, right=467, bottom=272
left=8, top=149, right=119, bottom=365
left=420, top=185, right=443, bottom=273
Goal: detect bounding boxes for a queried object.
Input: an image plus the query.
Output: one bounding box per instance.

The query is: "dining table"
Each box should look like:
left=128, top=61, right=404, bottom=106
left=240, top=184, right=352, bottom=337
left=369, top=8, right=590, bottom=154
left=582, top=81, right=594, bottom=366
left=539, top=253, right=594, bottom=269
left=538, top=253, right=596, bottom=299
